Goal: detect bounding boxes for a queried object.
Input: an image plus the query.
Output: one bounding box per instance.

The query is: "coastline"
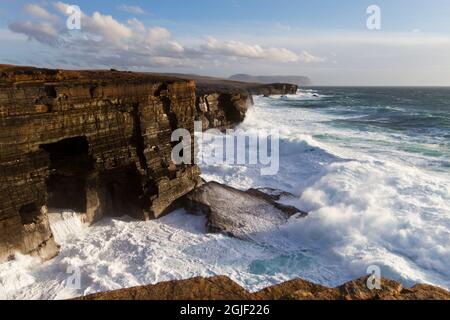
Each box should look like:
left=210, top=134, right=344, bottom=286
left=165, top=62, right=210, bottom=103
left=1, top=65, right=449, bottom=300
left=78, top=275, right=450, bottom=300
left=0, top=64, right=296, bottom=264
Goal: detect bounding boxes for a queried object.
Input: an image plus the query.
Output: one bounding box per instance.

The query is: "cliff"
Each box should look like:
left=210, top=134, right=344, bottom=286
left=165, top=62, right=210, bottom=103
left=191, top=75, right=298, bottom=129
left=0, top=65, right=297, bottom=263
left=2, top=66, right=447, bottom=301
left=152, top=73, right=299, bottom=129
left=230, top=74, right=313, bottom=87
left=78, top=275, right=450, bottom=300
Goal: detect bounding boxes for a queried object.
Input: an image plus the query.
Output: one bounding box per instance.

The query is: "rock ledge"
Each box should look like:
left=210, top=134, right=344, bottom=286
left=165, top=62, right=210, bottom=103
left=78, top=275, right=450, bottom=300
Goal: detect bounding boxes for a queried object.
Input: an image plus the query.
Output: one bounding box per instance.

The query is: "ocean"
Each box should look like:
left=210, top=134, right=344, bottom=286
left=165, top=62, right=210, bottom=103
left=1, top=88, right=449, bottom=299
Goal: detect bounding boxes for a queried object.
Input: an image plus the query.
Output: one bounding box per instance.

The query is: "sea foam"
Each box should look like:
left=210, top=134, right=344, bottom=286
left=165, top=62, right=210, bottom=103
left=1, top=90, right=449, bottom=300
left=202, top=92, right=450, bottom=289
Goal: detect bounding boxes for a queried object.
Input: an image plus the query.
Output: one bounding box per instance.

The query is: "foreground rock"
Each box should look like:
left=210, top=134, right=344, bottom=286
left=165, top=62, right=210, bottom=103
left=181, top=182, right=306, bottom=239
left=0, top=65, right=298, bottom=263
left=78, top=275, right=450, bottom=300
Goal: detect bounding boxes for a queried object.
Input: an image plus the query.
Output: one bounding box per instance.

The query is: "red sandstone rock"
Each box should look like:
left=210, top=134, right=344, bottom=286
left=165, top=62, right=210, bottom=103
left=78, top=275, right=450, bottom=300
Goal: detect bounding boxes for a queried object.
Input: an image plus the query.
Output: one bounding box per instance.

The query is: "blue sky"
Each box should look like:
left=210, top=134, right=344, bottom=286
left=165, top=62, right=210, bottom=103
left=1, top=0, right=450, bottom=85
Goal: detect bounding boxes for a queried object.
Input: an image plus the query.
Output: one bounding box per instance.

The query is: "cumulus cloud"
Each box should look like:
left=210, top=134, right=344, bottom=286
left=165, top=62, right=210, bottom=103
left=203, top=37, right=300, bottom=62
left=9, top=21, right=58, bottom=45
left=84, top=12, right=134, bottom=48
left=53, top=1, right=71, bottom=15
left=202, top=37, right=325, bottom=63
left=7, top=2, right=322, bottom=69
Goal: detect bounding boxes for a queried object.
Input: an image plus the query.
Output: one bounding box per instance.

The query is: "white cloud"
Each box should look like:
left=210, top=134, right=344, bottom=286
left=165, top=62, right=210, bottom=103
left=203, top=37, right=302, bottom=63
left=84, top=12, right=133, bottom=48
left=146, top=26, right=171, bottom=43
left=298, top=50, right=326, bottom=63
left=264, top=47, right=300, bottom=62
left=53, top=1, right=71, bottom=15
left=117, top=5, right=145, bottom=15
left=24, top=4, right=59, bottom=23
left=201, top=37, right=324, bottom=63
left=9, top=21, right=58, bottom=45
left=7, top=2, right=323, bottom=69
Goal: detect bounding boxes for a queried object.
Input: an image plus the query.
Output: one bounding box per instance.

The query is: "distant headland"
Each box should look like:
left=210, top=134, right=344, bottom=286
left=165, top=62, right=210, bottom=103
left=229, top=74, right=313, bottom=86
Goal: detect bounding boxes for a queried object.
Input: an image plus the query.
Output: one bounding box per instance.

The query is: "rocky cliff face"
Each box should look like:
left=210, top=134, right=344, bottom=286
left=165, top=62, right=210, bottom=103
left=0, top=66, right=201, bottom=263
left=78, top=275, right=450, bottom=300
left=195, top=92, right=251, bottom=129
left=0, top=65, right=297, bottom=263
left=167, top=74, right=298, bottom=129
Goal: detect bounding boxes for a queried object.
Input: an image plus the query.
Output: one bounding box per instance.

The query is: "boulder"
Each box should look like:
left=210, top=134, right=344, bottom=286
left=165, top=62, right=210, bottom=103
left=181, top=181, right=306, bottom=239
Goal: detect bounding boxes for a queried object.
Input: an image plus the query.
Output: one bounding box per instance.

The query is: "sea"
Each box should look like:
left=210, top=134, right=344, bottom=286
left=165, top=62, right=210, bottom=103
left=1, top=87, right=449, bottom=299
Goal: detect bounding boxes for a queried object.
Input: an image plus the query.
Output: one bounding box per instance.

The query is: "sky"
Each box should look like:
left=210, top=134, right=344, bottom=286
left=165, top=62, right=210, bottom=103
left=0, top=0, right=450, bottom=85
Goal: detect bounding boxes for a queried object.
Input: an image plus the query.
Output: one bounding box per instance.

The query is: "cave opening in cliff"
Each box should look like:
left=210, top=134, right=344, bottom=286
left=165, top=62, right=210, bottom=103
left=99, top=165, right=144, bottom=219
left=40, top=136, right=95, bottom=213
left=19, top=203, right=40, bottom=225
left=218, top=94, right=242, bottom=123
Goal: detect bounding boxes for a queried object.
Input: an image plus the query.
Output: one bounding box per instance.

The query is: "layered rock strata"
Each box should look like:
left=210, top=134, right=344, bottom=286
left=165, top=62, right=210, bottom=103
left=167, top=73, right=298, bottom=129
left=0, top=66, right=200, bottom=262
left=0, top=65, right=297, bottom=263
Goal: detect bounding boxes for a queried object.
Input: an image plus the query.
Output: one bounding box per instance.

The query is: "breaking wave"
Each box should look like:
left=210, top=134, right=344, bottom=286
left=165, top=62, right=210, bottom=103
left=202, top=89, right=450, bottom=290
left=1, top=88, right=449, bottom=299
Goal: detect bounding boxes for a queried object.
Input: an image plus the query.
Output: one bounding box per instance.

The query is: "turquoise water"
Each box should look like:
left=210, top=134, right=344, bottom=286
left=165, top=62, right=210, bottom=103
left=280, top=87, right=450, bottom=171
left=201, top=88, right=450, bottom=289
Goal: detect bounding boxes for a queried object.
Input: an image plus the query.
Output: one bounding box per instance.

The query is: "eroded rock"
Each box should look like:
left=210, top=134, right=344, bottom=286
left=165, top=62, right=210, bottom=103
left=0, top=66, right=203, bottom=262
left=181, top=181, right=306, bottom=239
left=0, top=65, right=298, bottom=263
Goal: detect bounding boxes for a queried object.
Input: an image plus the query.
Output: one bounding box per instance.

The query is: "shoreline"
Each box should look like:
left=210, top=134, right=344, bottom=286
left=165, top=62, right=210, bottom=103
left=1, top=65, right=449, bottom=300
left=77, top=275, right=450, bottom=300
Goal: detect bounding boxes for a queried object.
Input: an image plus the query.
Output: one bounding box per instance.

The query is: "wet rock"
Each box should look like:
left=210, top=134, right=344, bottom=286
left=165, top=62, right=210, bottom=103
left=182, top=181, right=306, bottom=239
left=246, top=188, right=308, bottom=217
